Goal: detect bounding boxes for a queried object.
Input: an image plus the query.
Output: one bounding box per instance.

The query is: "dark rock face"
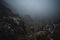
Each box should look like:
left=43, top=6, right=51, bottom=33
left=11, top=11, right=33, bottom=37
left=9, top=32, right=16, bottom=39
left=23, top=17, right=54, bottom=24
left=0, top=2, right=26, bottom=40
left=52, top=24, right=60, bottom=40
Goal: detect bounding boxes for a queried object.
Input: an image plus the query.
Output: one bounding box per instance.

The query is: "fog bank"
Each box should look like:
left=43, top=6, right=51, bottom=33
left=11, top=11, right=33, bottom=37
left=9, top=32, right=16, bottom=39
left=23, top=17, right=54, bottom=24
left=3, top=0, right=59, bottom=20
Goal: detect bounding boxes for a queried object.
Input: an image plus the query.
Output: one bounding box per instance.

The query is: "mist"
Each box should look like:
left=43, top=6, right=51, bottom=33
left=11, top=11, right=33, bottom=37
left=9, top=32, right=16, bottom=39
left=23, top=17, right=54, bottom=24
left=3, top=0, right=59, bottom=20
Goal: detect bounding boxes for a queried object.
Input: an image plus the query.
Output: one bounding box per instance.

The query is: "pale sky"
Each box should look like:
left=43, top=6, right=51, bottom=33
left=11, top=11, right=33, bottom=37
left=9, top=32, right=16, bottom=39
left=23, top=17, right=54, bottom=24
left=3, top=0, right=59, bottom=20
